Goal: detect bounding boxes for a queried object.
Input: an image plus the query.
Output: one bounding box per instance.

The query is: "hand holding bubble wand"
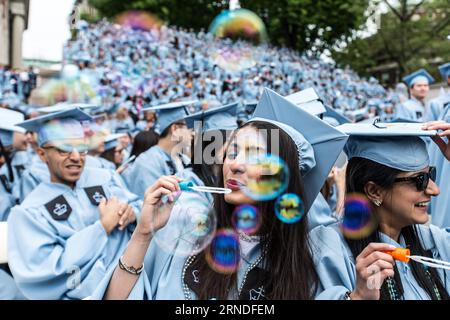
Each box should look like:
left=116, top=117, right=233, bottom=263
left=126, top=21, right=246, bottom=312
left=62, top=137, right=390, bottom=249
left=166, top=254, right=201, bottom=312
left=385, top=248, right=450, bottom=270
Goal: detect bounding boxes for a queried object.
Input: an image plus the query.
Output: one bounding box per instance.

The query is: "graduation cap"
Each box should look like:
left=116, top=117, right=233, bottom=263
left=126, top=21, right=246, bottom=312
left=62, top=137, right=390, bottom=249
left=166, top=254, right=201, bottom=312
left=438, top=62, right=450, bottom=81
left=17, top=108, right=93, bottom=147
left=339, top=121, right=436, bottom=171
left=37, top=103, right=99, bottom=114
left=104, top=133, right=126, bottom=151
left=0, top=108, right=26, bottom=147
left=142, top=100, right=197, bottom=135
left=323, top=105, right=351, bottom=126
left=285, top=88, right=326, bottom=116
left=184, top=102, right=238, bottom=133
left=402, top=69, right=435, bottom=88
left=337, top=120, right=437, bottom=136
left=243, top=100, right=258, bottom=115
left=249, top=88, right=349, bottom=212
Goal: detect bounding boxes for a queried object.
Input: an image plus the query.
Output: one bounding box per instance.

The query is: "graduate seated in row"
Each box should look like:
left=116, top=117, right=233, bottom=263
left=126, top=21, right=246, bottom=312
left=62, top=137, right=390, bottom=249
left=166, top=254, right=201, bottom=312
left=7, top=108, right=142, bottom=300
left=122, top=100, right=195, bottom=198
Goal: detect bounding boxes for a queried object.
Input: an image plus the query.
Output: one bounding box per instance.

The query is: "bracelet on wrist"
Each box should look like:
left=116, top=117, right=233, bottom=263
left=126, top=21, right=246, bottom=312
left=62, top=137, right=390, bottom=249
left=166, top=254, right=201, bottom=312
left=118, top=256, right=144, bottom=276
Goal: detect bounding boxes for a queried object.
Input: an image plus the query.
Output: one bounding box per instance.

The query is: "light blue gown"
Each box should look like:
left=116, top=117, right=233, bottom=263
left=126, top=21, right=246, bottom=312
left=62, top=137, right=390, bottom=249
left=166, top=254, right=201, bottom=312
left=123, top=145, right=183, bottom=198
left=310, top=223, right=450, bottom=300
left=429, top=103, right=450, bottom=228
left=0, top=150, right=31, bottom=220
left=7, top=166, right=142, bottom=300
left=18, top=155, right=118, bottom=203
left=394, top=98, right=425, bottom=121
left=0, top=269, right=25, bottom=300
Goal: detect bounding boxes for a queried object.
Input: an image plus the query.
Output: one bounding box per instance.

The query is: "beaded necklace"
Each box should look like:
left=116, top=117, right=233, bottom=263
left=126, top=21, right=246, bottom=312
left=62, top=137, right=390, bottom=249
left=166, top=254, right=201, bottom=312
left=385, top=269, right=442, bottom=300
left=181, top=244, right=269, bottom=300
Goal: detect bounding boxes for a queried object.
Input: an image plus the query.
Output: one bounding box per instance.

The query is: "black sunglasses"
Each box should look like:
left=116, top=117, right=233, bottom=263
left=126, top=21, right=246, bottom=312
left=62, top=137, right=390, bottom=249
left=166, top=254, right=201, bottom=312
left=393, top=167, right=436, bottom=191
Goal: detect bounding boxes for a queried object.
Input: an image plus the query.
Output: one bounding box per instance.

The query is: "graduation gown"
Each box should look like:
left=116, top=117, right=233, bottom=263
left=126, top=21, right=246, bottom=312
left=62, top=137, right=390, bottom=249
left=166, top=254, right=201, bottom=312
left=0, top=269, right=25, bottom=300
left=310, top=223, right=450, bottom=300
left=7, top=166, right=142, bottom=300
left=123, top=145, right=182, bottom=198
left=18, top=155, right=118, bottom=203
left=394, top=98, right=425, bottom=122
left=429, top=104, right=450, bottom=228
left=0, top=150, right=30, bottom=220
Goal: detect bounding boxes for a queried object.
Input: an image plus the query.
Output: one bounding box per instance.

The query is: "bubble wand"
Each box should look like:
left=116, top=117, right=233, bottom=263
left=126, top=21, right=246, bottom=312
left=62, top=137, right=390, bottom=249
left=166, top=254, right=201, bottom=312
left=385, top=248, right=450, bottom=271
left=178, top=181, right=232, bottom=194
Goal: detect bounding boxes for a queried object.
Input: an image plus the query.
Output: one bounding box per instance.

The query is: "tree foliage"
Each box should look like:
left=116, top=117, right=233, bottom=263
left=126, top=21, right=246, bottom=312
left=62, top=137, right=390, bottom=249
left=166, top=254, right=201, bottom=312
left=89, top=0, right=370, bottom=55
left=332, top=0, right=450, bottom=80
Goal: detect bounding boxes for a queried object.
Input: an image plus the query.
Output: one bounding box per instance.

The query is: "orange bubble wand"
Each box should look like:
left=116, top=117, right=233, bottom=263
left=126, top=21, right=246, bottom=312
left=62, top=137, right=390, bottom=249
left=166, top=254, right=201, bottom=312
left=385, top=248, right=450, bottom=270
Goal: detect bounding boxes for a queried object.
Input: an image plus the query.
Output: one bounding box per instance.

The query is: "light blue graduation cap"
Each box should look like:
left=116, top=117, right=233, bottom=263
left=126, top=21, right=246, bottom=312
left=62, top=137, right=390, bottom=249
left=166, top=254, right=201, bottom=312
left=0, top=108, right=26, bottom=147
left=184, top=102, right=238, bottom=133
left=438, top=62, right=450, bottom=81
left=249, top=88, right=349, bottom=212
left=338, top=121, right=437, bottom=171
left=243, top=100, right=258, bottom=116
left=104, top=133, right=125, bottom=151
left=17, top=108, right=93, bottom=147
left=142, top=100, right=197, bottom=135
left=285, top=88, right=326, bottom=116
left=323, top=105, right=351, bottom=126
left=37, top=103, right=98, bottom=114
left=402, top=69, right=435, bottom=88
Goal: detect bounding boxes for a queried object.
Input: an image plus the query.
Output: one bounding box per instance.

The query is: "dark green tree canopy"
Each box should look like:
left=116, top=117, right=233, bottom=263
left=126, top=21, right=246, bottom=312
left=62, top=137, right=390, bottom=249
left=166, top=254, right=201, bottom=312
left=332, top=0, right=450, bottom=82
left=88, top=0, right=370, bottom=55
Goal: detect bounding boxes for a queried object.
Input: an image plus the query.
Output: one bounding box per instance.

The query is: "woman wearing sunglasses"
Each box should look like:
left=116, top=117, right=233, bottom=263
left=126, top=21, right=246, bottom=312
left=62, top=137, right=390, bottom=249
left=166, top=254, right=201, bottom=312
left=311, top=125, right=450, bottom=300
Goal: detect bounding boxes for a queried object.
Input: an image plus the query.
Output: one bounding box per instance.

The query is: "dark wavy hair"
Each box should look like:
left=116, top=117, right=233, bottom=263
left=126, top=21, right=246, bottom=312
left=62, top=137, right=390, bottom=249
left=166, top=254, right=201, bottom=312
left=130, top=130, right=158, bottom=159
left=190, top=121, right=319, bottom=299
left=345, top=157, right=449, bottom=300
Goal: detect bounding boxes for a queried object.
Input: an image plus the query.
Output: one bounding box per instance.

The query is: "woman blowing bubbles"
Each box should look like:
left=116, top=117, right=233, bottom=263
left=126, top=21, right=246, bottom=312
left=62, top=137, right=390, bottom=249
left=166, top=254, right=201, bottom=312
left=91, top=88, right=348, bottom=300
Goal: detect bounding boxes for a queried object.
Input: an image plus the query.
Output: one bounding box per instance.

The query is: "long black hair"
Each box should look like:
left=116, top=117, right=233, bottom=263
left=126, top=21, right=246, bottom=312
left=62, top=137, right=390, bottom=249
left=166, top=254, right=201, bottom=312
left=345, top=157, right=449, bottom=300
left=190, top=121, right=319, bottom=299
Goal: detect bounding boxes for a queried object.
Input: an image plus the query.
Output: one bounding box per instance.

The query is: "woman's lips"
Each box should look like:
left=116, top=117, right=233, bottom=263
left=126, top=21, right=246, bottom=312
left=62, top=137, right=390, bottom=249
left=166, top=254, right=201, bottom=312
left=226, top=179, right=243, bottom=191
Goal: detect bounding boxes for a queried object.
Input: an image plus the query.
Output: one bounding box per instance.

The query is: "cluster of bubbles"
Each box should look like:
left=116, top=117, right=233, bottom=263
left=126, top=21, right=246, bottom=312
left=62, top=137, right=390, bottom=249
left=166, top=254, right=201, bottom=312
left=340, top=193, right=378, bottom=240
left=151, top=193, right=217, bottom=257
left=115, top=10, right=163, bottom=31
left=243, top=154, right=305, bottom=224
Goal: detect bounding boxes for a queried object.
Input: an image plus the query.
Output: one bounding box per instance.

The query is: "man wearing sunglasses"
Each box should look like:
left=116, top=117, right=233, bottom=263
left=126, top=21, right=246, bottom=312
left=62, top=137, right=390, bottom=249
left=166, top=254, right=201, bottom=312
left=7, top=108, right=142, bottom=300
